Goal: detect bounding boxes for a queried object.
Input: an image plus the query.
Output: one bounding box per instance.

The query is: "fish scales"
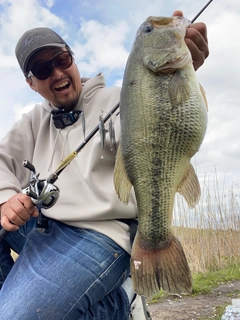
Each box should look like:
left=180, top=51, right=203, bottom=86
left=114, top=16, right=208, bottom=297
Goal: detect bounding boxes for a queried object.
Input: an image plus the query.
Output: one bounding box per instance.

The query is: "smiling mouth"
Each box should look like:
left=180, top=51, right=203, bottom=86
left=54, top=81, right=70, bottom=91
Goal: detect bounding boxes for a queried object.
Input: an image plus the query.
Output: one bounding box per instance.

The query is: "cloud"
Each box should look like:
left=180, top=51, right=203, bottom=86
left=44, top=0, right=54, bottom=8
left=0, top=0, right=66, bottom=132
left=72, top=19, right=130, bottom=77
left=13, top=102, right=37, bottom=121
left=0, top=0, right=240, bottom=197
left=193, top=5, right=240, bottom=192
left=0, top=0, right=65, bottom=57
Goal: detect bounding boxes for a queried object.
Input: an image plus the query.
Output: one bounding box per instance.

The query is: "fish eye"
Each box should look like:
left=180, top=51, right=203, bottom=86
left=142, top=24, right=153, bottom=33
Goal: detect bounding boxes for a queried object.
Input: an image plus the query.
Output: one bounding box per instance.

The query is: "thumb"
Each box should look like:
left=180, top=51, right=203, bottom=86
left=31, top=207, right=39, bottom=218
left=172, top=10, right=183, bottom=17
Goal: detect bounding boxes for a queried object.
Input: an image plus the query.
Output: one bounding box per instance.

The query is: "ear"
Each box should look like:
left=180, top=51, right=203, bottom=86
left=26, top=78, right=37, bottom=92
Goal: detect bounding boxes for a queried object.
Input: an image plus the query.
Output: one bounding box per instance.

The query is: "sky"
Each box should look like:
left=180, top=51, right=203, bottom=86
left=0, top=0, right=240, bottom=214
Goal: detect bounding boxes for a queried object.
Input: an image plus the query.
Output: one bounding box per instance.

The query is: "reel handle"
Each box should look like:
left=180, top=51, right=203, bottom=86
left=0, top=228, right=9, bottom=241
left=0, top=160, right=59, bottom=241
left=23, top=159, right=35, bottom=172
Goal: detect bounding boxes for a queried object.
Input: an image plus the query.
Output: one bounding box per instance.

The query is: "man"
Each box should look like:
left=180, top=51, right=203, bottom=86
left=0, top=11, right=209, bottom=320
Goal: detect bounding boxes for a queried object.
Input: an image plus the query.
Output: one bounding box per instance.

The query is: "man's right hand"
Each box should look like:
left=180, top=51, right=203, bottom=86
left=0, top=194, right=38, bottom=231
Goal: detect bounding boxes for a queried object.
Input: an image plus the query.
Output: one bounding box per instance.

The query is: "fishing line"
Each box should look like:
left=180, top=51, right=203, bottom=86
left=49, top=0, right=215, bottom=182
left=22, top=0, right=217, bottom=185
left=0, top=0, right=214, bottom=241
left=48, top=0, right=214, bottom=182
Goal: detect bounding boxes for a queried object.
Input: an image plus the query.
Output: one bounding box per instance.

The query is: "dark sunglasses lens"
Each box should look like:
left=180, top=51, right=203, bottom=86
left=32, top=61, right=52, bottom=80
left=54, top=52, right=73, bottom=69
left=31, top=52, right=73, bottom=80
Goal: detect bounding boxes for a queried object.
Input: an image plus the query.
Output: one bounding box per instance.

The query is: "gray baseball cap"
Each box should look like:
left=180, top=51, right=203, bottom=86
left=15, top=27, right=68, bottom=77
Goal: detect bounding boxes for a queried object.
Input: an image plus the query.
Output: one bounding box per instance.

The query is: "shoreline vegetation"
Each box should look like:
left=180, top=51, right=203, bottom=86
left=173, top=172, right=240, bottom=275
left=150, top=172, right=240, bottom=319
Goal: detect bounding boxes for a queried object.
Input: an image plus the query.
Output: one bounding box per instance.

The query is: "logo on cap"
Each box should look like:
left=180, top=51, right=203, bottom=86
left=20, top=32, right=52, bottom=61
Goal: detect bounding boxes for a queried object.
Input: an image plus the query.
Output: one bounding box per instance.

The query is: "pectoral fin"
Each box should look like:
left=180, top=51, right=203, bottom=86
left=113, top=144, right=132, bottom=204
left=169, top=71, right=191, bottom=105
left=177, top=163, right=201, bottom=208
left=200, top=84, right=208, bottom=112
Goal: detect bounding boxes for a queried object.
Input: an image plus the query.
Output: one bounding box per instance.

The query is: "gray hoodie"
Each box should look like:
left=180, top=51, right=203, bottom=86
left=0, top=73, right=137, bottom=254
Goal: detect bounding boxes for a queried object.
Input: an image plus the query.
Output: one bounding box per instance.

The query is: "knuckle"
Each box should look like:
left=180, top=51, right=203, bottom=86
left=189, top=22, right=207, bottom=34
left=9, top=214, right=19, bottom=224
left=1, top=216, right=17, bottom=231
left=185, top=27, right=198, bottom=39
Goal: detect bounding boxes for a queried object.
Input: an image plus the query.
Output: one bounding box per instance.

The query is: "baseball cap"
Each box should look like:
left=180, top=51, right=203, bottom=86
left=15, top=27, right=68, bottom=77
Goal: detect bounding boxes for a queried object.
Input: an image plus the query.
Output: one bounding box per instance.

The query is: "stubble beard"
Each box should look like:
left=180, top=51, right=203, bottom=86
left=55, top=89, right=81, bottom=111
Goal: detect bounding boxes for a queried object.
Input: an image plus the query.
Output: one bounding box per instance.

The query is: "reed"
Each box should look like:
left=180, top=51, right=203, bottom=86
left=173, top=171, right=240, bottom=274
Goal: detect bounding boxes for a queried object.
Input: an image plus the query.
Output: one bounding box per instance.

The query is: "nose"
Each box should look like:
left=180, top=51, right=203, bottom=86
left=51, top=65, right=64, bottom=79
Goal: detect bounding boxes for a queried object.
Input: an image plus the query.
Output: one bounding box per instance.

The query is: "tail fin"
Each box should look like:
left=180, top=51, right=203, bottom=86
left=130, top=232, right=192, bottom=297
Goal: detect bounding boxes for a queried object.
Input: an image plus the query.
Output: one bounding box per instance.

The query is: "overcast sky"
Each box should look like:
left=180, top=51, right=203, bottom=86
left=0, top=0, right=239, bottom=209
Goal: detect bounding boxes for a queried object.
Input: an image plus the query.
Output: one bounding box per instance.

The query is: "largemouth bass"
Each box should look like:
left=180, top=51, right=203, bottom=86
left=114, top=16, right=208, bottom=297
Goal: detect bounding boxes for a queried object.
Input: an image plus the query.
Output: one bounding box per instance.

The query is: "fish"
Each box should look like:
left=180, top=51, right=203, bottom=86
left=113, top=16, right=208, bottom=297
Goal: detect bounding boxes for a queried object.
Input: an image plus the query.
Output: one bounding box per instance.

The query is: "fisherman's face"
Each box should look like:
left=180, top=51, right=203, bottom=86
left=26, top=47, right=82, bottom=111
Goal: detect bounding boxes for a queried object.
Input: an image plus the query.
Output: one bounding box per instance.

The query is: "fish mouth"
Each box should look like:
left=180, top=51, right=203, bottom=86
left=148, top=59, right=179, bottom=74
left=148, top=52, right=192, bottom=74
left=158, top=68, right=175, bottom=74
left=159, top=61, right=180, bottom=74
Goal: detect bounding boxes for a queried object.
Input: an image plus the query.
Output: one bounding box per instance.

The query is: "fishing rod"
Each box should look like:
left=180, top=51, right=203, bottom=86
left=0, top=0, right=214, bottom=241
left=47, top=102, right=120, bottom=184
left=43, top=0, right=215, bottom=185
left=25, top=0, right=215, bottom=186
left=0, top=102, right=119, bottom=241
left=191, top=0, right=214, bottom=23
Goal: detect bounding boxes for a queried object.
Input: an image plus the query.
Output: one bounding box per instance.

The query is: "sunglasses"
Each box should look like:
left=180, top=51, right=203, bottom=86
left=27, top=51, right=73, bottom=80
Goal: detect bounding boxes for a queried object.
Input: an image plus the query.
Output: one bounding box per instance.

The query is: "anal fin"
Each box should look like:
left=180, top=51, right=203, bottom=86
left=177, top=163, right=201, bottom=208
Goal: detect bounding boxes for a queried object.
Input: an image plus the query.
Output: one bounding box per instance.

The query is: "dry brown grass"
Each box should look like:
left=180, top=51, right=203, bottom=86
left=173, top=173, right=240, bottom=275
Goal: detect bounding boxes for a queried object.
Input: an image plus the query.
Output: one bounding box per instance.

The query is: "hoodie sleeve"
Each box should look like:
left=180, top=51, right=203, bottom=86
left=0, top=108, right=38, bottom=204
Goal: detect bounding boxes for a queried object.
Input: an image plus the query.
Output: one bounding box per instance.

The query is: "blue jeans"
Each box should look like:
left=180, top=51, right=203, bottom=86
left=0, top=218, right=130, bottom=319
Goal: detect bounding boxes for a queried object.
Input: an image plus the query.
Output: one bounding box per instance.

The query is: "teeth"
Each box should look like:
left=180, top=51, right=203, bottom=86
left=55, top=81, right=69, bottom=89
